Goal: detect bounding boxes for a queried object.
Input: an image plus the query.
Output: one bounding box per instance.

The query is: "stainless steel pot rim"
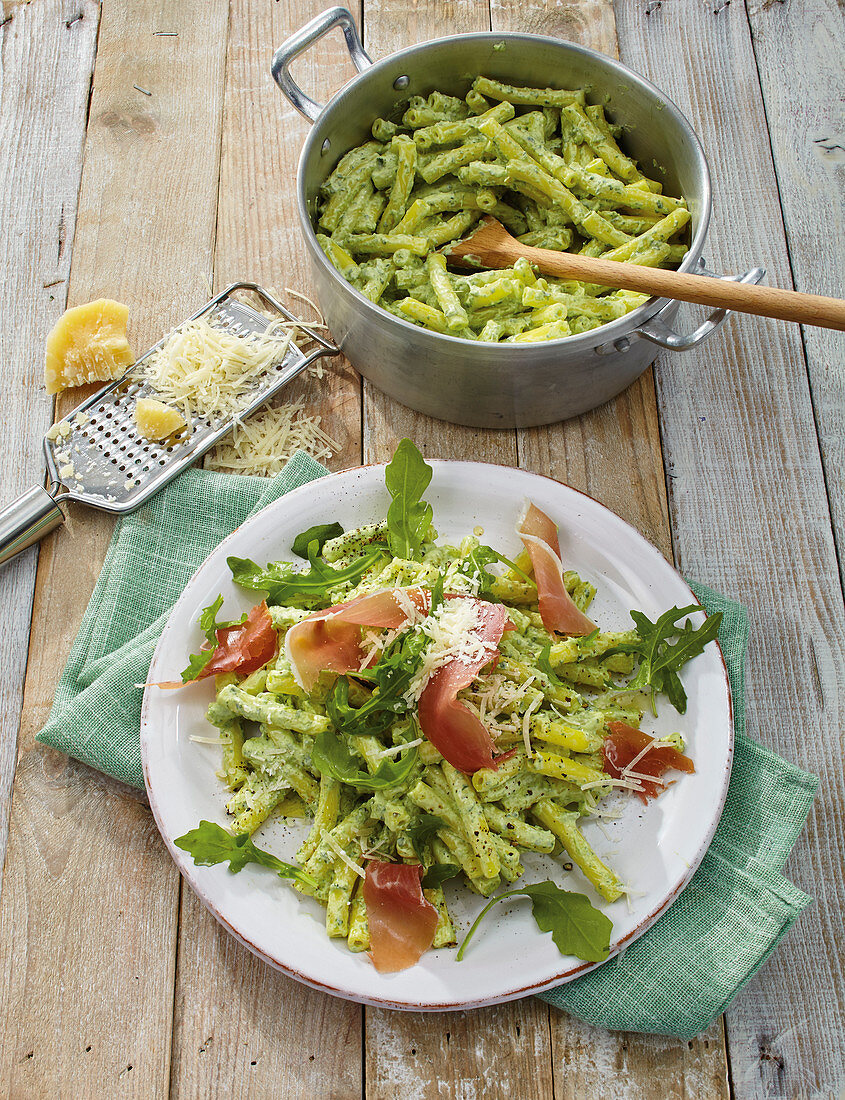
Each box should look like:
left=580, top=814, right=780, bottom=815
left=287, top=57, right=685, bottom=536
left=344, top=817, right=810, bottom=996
left=296, top=29, right=713, bottom=352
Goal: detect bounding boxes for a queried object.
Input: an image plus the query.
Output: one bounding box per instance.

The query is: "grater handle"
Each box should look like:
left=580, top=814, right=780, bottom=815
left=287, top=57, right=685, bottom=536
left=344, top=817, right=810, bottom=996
left=0, top=486, right=66, bottom=568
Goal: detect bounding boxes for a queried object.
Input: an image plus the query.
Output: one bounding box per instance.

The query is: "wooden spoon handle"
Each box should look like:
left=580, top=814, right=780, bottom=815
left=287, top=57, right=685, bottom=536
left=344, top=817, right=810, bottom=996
left=523, top=246, right=845, bottom=332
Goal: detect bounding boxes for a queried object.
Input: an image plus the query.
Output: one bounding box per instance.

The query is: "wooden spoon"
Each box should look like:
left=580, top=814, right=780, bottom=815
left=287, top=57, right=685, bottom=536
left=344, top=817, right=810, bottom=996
left=443, top=216, right=845, bottom=332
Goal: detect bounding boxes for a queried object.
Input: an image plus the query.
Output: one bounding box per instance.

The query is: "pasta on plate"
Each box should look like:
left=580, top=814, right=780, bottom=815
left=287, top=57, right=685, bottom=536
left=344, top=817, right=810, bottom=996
left=173, top=442, right=716, bottom=972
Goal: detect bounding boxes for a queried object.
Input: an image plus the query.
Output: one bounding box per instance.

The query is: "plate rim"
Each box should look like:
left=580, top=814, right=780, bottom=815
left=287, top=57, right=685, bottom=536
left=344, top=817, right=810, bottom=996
left=141, top=460, right=734, bottom=1010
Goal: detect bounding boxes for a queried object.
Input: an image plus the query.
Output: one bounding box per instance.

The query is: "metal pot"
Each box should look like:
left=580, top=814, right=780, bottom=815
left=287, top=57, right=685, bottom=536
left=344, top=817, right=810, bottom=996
left=272, top=7, right=763, bottom=429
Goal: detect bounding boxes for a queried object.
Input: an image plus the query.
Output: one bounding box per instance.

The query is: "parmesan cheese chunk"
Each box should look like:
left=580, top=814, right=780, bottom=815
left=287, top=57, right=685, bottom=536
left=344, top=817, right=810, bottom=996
left=134, top=398, right=186, bottom=441
left=44, top=299, right=134, bottom=395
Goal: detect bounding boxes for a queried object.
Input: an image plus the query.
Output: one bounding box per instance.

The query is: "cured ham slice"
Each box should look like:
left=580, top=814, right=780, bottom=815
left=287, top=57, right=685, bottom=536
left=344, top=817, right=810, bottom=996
left=416, top=599, right=510, bottom=773
left=156, top=599, right=279, bottom=689
left=200, top=600, right=278, bottom=678
left=517, top=501, right=596, bottom=637
left=603, top=720, right=695, bottom=803
left=363, top=861, right=439, bottom=973
left=285, top=587, right=428, bottom=691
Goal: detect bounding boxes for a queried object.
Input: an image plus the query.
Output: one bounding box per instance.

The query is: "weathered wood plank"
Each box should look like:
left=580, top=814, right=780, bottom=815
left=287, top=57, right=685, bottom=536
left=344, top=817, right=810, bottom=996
left=171, top=900, right=362, bottom=1100
left=745, top=0, right=845, bottom=592
left=0, top=0, right=100, bottom=891
left=0, top=1, right=231, bottom=1095
left=367, top=1005, right=553, bottom=1100
left=169, top=3, right=365, bottom=1096
left=211, top=0, right=364, bottom=474
left=361, top=6, right=553, bottom=1100
left=614, top=1, right=845, bottom=1097
left=489, top=1, right=731, bottom=1094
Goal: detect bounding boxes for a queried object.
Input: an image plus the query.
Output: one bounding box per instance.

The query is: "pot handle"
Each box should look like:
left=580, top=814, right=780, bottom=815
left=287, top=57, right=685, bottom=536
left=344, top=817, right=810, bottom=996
left=271, top=7, right=372, bottom=123
left=631, top=259, right=766, bottom=351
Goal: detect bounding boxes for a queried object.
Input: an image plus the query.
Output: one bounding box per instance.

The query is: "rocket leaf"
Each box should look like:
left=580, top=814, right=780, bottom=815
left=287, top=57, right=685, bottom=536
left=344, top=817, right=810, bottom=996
left=385, top=438, right=433, bottom=561
left=602, top=605, right=722, bottom=715
left=457, top=881, right=612, bottom=963
left=174, top=820, right=316, bottom=889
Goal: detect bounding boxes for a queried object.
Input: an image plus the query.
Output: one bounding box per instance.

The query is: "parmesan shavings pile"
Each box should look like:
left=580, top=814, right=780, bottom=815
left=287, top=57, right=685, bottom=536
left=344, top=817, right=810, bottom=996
left=402, top=598, right=488, bottom=706
left=205, top=399, right=338, bottom=476
left=461, top=672, right=542, bottom=755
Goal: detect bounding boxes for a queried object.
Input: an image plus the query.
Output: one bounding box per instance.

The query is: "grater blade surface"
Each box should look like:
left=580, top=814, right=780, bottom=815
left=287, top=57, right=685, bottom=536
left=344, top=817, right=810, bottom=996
left=43, top=283, right=337, bottom=514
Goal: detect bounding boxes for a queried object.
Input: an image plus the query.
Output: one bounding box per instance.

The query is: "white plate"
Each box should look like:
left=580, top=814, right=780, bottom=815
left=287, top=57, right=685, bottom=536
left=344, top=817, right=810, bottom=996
left=141, top=462, right=732, bottom=1010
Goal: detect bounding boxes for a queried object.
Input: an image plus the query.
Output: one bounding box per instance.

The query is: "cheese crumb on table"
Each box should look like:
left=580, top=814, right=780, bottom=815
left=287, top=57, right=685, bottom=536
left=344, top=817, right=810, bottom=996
left=205, top=399, right=338, bottom=476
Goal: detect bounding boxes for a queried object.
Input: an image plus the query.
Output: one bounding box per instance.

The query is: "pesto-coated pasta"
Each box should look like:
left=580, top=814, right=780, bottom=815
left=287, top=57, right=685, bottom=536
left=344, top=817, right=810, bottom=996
left=177, top=449, right=710, bottom=967
left=314, top=80, right=689, bottom=341
left=200, top=517, right=653, bottom=933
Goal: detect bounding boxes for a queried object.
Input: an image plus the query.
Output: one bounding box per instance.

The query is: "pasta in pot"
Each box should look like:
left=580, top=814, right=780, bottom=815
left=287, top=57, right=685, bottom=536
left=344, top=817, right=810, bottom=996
left=314, top=77, right=690, bottom=342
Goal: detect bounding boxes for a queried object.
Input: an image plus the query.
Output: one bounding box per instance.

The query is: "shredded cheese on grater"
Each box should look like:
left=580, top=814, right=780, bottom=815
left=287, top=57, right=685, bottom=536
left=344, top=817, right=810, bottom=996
left=139, top=316, right=299, bottom=423
left=137, top=300, right=339, bottom=477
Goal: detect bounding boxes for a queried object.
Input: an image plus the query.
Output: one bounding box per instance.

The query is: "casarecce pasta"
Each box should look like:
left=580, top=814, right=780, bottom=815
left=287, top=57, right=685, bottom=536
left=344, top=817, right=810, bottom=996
left=314, top=77, right=690, bottom=342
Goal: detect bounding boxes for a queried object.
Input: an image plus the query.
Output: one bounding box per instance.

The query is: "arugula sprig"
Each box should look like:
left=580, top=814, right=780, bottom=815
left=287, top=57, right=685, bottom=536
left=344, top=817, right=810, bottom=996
left=385, top=438, right=433, bottom=561
left=457, top=882, right=612, bottom=963
left=174, top=820, right=316, bottom=890
left=311, top=728, right=418, bottom=791
left=422, top=863, right=462, bottom=889
left=603, top=605, right=723, bottom=714
left=291, top=522, right=344, bottom=559
left=537, top=643, right=562, bottom=686
left=228, top=543, right=383, bottom=607
left=328, top=624, right=432, bottom=737
left=181, top=595, right=247, bottom=682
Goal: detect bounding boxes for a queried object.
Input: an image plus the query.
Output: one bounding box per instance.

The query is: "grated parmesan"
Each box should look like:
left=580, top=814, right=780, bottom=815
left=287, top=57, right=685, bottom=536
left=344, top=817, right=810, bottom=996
left=403, top=598, right=491, bottom=706
left=139, top=315, right=299, bottom=423
left=372, top=737, right=424, bottom=760
left=205, top=399, right=339, bottom=476
left=581, top=776, right=643, bottom=792
left=624, top=769, right=668, bottom=788
left=521, top=693, right=542, bottom=758
left=619, top=735, right=659, bottom=779
left=322, top=830, right=366, bottom=878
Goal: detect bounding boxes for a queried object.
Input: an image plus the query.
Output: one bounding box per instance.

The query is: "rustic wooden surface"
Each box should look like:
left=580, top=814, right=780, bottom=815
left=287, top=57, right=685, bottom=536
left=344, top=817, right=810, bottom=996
left=0, top=0, right=842, bottom=1097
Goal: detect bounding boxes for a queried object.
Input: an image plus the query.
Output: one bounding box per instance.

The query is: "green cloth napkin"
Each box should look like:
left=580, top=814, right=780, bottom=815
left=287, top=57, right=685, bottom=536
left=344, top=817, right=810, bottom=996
left=540, top=582, right=818, bottom=1037
left=37, top=452, right=328, bottom=787
left=37, top=457, right=817, bottom=1039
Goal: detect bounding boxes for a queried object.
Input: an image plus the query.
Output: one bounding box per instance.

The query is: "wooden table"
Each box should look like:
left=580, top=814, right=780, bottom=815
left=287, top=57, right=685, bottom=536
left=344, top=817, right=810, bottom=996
left=1, top=1, right=842, bottom=1096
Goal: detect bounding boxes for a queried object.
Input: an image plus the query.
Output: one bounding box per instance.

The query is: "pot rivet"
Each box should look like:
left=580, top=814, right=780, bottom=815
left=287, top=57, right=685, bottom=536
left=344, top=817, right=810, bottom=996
left=393, top=75, right=410, bottom=90
left=615, top=337, right=631, bottom=353
left=320, top=138, right=331, bottom=155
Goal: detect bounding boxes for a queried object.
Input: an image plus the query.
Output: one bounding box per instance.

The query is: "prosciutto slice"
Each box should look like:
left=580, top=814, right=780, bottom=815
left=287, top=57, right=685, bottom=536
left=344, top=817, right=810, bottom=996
left=416, top=599, right=510, bottom=774
left=199, top=600, right=278, bottom=678
left=157, top=599, right=279, bottom=689
left=517, top=501, right=596, bottom=636
left=603, top=720, right=695, bottom=803
left=363, top=861, right=439, bottom=973
left=284, top=587, right=429, bottom=691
